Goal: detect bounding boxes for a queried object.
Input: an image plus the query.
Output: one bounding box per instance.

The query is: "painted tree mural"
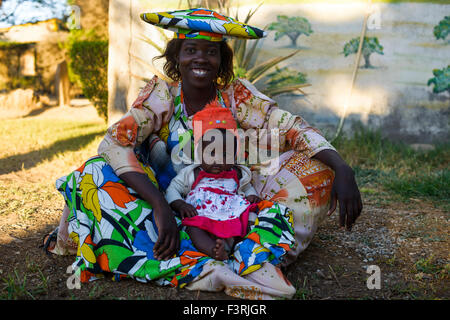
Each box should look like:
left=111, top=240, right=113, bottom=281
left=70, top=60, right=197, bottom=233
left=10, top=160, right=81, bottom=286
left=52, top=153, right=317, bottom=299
left=268, top=15, right=313, bottom=47
left=342, top=36, right=384, bottom=69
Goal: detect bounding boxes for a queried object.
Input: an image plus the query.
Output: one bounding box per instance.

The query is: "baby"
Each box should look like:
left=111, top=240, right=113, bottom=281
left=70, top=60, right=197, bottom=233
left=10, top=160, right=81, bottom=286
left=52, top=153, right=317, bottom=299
left=165, top=107, right=260, bottom=260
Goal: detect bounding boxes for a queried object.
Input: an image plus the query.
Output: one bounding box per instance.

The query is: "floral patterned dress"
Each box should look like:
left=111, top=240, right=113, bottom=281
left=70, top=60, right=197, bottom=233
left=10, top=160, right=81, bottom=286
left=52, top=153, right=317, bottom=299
left=54, top=75, right=335, bottom=299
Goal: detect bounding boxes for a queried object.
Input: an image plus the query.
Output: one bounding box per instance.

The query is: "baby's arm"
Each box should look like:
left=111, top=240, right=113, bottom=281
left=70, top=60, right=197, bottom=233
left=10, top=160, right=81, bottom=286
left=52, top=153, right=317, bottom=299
left=170, top=199, right=198, bottom=219
left=166, top=166, right=198, bottom=218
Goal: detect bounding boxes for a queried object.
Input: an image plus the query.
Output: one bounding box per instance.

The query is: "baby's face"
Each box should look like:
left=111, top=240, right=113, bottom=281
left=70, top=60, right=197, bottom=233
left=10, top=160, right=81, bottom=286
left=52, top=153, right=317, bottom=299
left=197, top=129, right=236, bottom=174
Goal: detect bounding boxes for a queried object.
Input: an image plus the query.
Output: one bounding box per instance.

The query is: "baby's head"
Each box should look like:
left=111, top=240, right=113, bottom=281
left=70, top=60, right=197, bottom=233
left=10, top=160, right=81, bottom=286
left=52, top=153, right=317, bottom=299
left=193, top=104, right=239, bottom=174
left=198, top=128, right=238, bottom=174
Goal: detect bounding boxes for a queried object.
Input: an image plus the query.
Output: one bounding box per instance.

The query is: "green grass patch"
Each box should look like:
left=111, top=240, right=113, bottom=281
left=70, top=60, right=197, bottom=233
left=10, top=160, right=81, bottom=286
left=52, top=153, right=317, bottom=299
left=0, top=119, right=106, bottom=175
left=383, top=170, right=449, bottom=204
left=332, top=124, right=450, bottom=209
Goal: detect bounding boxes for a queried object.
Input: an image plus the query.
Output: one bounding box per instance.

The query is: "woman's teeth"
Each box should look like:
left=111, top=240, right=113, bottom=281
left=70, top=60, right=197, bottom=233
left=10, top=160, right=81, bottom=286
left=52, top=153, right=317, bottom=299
left=192, top=69, right=208, bottom=76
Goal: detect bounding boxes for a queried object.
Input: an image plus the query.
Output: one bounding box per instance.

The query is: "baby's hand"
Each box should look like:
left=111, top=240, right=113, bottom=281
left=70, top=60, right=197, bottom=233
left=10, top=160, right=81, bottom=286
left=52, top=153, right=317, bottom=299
left=246, top=195, right=261, bottom=204
left=170, top=200, right=198, bottom=219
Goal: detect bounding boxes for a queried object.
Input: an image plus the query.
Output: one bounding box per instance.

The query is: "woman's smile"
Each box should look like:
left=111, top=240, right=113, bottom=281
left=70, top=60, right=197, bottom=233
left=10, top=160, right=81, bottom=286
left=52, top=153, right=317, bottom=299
left=191, top=68, right=210, bottom=77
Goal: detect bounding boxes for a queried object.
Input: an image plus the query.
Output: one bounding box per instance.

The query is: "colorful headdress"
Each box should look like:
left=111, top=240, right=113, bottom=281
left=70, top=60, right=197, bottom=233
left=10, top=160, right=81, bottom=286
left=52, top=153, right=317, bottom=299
left=140, top=8, right=267, bottom=42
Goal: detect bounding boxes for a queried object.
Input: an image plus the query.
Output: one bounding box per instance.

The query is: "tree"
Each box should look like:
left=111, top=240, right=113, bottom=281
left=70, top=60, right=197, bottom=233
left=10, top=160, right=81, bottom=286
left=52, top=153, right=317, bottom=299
left=0, top=0, right=69, bottom=26
left=342, top=36, right=384, bottom=69
left=268, top=15, right=313, bottom=47
left=433, top=16, right=449, bottom=41
left=427, top=65, right=450, bottom=95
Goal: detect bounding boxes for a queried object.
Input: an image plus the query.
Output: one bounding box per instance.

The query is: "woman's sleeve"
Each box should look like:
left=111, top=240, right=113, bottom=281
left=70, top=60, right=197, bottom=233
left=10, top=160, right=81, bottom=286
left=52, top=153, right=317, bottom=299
left=229, top=78, right=335, bottom=158
left=98, top=76, right=175, bottom=176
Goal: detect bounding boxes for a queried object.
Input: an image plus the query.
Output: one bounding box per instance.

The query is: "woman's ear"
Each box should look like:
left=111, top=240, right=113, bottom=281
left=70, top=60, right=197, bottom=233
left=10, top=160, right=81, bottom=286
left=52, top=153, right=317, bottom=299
left=174, top=56, right=179, bottom=72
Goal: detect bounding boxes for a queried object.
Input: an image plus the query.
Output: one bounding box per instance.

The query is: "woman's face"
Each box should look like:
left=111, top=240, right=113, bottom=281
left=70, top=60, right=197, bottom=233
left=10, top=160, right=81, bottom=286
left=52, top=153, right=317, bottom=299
left=177, top=39, right=221, bottom=89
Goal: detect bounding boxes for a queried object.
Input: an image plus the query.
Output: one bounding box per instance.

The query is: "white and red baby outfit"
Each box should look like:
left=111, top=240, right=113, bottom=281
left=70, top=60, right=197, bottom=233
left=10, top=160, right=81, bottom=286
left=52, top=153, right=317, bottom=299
left=165, top=164, right=259, bottom=238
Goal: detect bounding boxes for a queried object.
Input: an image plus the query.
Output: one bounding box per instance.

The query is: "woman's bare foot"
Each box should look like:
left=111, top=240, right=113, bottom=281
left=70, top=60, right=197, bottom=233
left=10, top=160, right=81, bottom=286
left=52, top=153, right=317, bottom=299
left=213, top=239, right=228, bottom=261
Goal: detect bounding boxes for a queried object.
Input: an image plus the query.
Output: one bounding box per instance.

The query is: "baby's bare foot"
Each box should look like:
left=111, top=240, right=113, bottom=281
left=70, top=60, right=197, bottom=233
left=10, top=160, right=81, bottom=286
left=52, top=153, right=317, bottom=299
left=213, top=239, right=228, bottom=261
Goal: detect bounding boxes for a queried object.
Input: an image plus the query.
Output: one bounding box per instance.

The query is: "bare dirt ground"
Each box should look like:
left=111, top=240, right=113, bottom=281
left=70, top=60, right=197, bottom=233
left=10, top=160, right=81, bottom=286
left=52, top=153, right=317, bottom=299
left=0, top=104, right=448, bottom=300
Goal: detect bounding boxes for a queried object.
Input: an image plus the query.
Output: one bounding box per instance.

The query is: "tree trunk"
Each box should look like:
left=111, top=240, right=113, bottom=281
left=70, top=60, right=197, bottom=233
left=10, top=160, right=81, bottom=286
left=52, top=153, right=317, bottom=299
left=363, top=53, right=372, bottom=68
left=287, top=32, right=299, bottom=47
left=55, top=60, right=70, bottom=107
left=107, top=0, right=131, bottom=125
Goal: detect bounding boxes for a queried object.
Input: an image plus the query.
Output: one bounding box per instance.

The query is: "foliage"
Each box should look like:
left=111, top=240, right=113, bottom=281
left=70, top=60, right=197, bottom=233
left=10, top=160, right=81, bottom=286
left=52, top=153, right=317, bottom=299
left=433, top=16, right=449, bottom=41
left=427, top=65, right=450, bottom=94
left=264, top=67, right=308, bottom=96
left=219, top=1, right=309, bottom=96
left=268, top=15, right=313, bottom=47
left=0, top=41, right=38, bottom=91
left=342, top=36, right=384, bottom=68
left=66, top=30, right=108, bottom=120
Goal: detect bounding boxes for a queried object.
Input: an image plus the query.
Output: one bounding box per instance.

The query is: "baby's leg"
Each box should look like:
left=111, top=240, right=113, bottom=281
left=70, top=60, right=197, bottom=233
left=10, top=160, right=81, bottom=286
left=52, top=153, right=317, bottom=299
left=186, top=226, right=228, bottom=261
left=213, top=238, right=229, bottom=261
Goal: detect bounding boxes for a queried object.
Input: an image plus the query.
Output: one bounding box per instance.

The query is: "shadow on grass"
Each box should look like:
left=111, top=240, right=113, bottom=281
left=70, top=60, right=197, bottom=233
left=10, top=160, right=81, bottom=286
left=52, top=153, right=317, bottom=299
left=0, top=130, right=104, bottom=174
left=22, top=104, right=55, bottom=118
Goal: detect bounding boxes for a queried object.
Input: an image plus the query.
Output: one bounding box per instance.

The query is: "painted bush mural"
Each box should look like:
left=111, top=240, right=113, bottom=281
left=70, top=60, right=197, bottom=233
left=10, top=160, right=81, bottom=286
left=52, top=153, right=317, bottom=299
left=427, top=65, right=450, bottom=94
left=433, top=16, right=449, bottom=41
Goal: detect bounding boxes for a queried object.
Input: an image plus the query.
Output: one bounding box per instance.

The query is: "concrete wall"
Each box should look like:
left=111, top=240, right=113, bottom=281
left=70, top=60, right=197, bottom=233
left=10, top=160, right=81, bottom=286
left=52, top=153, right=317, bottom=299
left=108, top=1, right=449, bottom=143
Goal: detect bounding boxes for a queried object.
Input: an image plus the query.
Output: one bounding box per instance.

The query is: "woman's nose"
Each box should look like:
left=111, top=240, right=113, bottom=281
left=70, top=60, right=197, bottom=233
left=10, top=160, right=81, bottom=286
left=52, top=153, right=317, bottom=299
left=193, top=49, right=208, bottom=61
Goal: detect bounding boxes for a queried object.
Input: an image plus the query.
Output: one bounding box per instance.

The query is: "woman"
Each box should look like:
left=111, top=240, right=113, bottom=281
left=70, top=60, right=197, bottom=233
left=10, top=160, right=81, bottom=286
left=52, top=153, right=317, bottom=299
left=47, top=8, right=362, bottom=299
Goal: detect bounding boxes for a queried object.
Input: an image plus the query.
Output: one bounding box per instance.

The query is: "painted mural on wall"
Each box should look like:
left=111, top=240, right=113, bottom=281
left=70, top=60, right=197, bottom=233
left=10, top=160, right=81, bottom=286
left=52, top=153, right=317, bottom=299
left=109, top=0, right=449, bottom=142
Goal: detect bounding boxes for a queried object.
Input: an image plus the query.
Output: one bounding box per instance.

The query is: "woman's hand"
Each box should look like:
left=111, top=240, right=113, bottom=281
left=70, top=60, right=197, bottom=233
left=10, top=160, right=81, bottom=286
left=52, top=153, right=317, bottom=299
left=170, top=200, right=198, bottom=219
left=119, top=171, right=180, bottom=260
left=312, top=149, right=363, bottom=231
left=327, top=164, right=363, bottom=231
left=152, top=202, right=180, bottom=260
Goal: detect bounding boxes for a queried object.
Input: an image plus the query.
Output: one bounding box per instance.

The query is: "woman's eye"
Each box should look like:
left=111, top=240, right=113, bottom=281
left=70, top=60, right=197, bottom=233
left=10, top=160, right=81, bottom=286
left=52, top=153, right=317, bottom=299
left=208, top=49, right=218, bottom=55
left=185, top=47, right=195, bottom=54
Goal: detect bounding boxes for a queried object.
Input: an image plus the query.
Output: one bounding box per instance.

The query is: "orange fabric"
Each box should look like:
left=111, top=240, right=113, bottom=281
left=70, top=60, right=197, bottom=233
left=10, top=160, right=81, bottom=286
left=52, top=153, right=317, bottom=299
left=102, top=181, right=137, bottom=208
left=108, top=115, right=138, bottom=147
left=270, top=189, right=289, bottom=202
left=97, top=252, right=111, bottom=272
left=257, top=200, right=274, bottom=212
left=192, top=103, right=238, bottom=143
left=300, top=170, right=334, bottom=208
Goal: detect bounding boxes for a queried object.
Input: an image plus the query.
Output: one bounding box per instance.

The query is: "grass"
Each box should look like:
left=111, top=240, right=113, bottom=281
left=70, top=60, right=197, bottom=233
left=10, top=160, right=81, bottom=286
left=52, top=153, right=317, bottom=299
left=332, top=124, right=450, bottom=210
left=1, top=263, right=49, bottom=300
left=0, top=119, right=106, bottom=178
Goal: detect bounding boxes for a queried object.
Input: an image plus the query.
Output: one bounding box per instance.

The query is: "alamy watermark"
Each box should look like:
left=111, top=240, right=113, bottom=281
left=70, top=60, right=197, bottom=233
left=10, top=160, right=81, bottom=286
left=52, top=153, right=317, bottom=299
left=66, top=265, right=81, bottom=290
left=366, top=265, right=381, bottom=290
left=367, top=5, right=381, bottom=30
left=66, top=5, right=81, bottom=30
